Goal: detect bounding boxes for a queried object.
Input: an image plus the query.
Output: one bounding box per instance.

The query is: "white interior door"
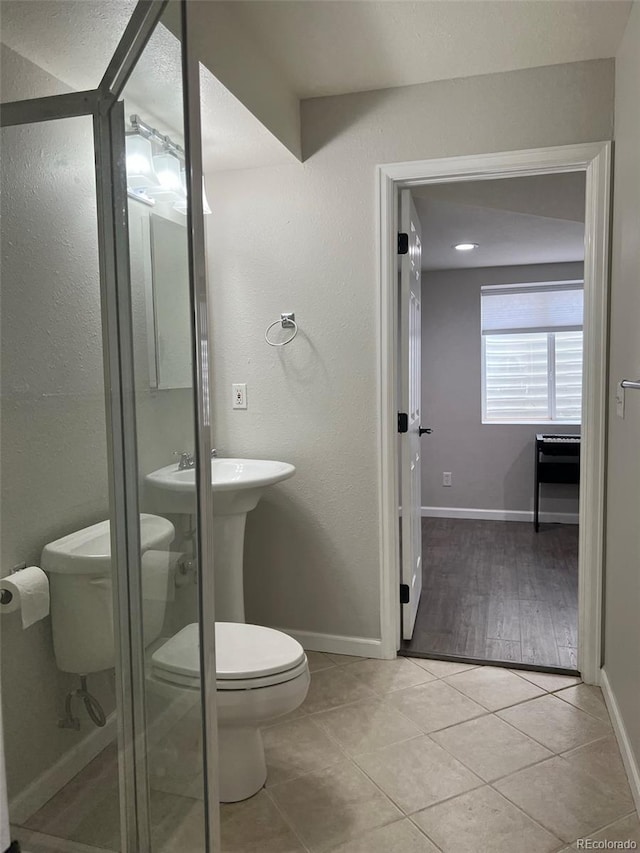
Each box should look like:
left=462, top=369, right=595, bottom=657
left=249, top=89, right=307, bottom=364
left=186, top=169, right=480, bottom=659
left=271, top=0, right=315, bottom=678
left=399, top=189, right=423, bottom=640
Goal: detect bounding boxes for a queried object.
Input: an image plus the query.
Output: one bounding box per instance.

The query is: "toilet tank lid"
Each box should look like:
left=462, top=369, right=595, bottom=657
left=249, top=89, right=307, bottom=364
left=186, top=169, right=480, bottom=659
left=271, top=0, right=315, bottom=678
left=41, top=513, right=175, bottom=573
left=152, top=622, right=306, bottom=681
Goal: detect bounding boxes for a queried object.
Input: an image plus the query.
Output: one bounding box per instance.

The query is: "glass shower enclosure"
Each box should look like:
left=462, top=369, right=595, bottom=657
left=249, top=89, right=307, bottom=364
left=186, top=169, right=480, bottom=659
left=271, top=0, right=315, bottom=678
left=0, top=2, right=218, bottom=850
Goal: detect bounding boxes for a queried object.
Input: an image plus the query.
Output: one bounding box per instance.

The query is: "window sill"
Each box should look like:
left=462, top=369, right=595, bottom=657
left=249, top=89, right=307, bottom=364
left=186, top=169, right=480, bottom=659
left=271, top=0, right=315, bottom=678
left=482, top=420, right=581, bottom=426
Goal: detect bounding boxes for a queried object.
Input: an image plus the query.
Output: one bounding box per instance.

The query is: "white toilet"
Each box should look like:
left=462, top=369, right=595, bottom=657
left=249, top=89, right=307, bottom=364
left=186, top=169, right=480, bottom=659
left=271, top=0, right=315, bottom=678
left=150, top=621, right=309, bottom=801
left=41, top=514, right=310, bottom=802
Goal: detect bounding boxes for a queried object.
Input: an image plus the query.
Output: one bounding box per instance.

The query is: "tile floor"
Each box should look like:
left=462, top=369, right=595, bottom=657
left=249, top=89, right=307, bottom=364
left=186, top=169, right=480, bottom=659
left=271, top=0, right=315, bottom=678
left=15, top=654, right=640, bottom=853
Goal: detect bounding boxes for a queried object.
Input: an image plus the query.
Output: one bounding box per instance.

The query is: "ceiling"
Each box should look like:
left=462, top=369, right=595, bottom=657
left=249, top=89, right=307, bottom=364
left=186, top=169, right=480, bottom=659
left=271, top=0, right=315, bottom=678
left=226, top=0, right=632, bottom=99
left=1, top=0, right=631, bottom=169
left=414, top=173, right=586, bottom=271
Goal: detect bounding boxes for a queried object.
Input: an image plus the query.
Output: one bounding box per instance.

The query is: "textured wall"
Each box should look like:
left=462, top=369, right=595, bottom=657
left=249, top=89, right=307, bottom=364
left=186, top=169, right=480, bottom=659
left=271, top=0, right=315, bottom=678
left=0, top=49, right=193, bottom=800
left=205, top=60, right=614, bottom=643
left=421, top=262, right=583, bottom=514
left=604, top=0, right=640, bottom=784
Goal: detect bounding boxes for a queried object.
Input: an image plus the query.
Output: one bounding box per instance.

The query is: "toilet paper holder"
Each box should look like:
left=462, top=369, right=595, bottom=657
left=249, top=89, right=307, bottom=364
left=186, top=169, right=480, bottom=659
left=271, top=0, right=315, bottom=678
left=0, top=563, right=27, bottom=605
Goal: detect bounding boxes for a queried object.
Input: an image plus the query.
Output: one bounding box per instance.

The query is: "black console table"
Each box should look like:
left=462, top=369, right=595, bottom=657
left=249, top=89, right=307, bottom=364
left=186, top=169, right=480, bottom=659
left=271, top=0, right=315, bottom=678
left=534, top=434, right=581, bottom=531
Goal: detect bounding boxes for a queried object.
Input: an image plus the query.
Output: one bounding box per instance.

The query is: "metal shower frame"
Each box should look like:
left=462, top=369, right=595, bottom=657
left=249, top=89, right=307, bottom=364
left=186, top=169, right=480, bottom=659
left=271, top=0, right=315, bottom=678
left=0, top=2, right=219, bottom=850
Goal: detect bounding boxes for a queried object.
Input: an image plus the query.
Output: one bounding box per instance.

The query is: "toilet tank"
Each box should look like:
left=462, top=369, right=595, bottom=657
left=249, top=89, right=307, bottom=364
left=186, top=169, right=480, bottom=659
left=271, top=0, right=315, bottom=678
left=41, top=514, right=176, bottom=675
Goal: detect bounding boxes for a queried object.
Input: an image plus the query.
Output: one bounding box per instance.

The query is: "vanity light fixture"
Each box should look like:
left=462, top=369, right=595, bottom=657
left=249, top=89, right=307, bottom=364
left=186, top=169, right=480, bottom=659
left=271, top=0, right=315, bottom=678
left=454, top=242, right=479, bottom=251
left=125, top=114, right=211, bottom=214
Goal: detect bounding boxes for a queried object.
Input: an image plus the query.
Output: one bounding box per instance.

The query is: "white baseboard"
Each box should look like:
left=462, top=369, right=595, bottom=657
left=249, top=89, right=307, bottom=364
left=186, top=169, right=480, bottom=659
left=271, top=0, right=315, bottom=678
left=275, top=627, right=382, bottom=659
left=600, top=668, right=640, bottom=815
left=9, top=712, right=117, bottom=825
left=9, top=689, right=195, bottom=826
left=13, top=825, right=117, bottom=853
left=421, top=506, right=579, bottom=525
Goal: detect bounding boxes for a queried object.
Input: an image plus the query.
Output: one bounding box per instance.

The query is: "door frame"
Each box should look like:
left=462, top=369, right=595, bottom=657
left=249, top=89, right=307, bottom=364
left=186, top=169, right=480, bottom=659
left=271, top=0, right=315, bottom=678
left=377, top=142, right=611, bottom=684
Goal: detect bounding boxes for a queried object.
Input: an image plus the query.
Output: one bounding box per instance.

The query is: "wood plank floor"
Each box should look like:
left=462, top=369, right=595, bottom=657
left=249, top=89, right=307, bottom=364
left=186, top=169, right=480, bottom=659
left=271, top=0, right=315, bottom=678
left=401, top=518, right=579, bottom=671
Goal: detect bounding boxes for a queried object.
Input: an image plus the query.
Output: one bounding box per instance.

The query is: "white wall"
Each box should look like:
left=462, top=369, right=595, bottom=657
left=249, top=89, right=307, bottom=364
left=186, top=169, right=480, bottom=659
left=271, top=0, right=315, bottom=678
left=205, top=60, right=614, bottom=647
left=603, top=0, right=640, bottom=790
left=164, top=2, right=301, bottom=160
left=421, top=262, right=583, bottom=515
left=0, top=48, right=194, bottom=802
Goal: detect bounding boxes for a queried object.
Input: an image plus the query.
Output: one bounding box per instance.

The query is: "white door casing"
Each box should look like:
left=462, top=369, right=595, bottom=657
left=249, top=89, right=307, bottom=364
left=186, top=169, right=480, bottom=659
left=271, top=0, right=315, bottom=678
left=399, top=189, right=423, bottom=640
left=377, top=142, right=611, bottom=682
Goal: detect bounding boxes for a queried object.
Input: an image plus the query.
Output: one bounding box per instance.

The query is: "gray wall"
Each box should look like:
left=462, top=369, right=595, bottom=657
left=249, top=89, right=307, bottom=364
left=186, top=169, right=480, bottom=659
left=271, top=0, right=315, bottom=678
left=421, top=262, right=583, bottom=515
left=205, top=59, right=614, bottom=645
left=604, top=1, right=640, bottom=789
left=1, top=48, right=193, bottom=800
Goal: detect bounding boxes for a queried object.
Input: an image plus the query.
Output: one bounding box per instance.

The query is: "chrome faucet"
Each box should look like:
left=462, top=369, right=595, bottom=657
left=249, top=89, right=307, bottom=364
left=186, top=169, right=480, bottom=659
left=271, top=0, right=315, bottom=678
left=173, top=450, right=195, bottom=471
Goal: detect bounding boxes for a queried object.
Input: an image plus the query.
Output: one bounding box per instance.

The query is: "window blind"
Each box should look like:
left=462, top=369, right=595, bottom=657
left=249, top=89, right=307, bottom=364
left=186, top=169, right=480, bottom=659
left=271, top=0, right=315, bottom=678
left=481, top=281, right=583, bottom=335
left=483, top=333, right=550, bottom=421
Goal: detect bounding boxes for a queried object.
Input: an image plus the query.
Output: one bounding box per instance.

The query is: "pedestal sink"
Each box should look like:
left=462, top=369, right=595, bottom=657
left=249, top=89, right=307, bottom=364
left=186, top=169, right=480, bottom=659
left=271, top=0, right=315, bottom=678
left=145, top=458, right=295, bottom=622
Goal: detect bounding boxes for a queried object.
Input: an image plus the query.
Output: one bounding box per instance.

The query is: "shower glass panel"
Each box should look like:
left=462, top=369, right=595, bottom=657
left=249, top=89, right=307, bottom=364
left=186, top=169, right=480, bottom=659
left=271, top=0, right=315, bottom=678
left=119, top=4, right=209, bottom=851
left=0, top=116, right=123, bottom=850
left=1, top=2, right=216, bottom=851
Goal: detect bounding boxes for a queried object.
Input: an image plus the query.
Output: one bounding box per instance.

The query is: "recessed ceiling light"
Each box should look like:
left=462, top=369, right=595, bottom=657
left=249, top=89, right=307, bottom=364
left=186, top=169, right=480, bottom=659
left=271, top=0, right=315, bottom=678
left=454, top=242, right=479, bottom=252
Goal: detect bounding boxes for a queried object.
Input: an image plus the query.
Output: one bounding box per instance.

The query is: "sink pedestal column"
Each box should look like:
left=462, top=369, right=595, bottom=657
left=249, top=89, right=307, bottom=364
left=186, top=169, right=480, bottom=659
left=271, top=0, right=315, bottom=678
left=212, top=513, right=247, bottom=622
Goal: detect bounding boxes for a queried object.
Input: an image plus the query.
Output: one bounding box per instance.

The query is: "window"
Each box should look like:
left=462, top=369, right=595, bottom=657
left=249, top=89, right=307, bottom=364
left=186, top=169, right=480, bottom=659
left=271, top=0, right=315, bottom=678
left=481, top=281, right=583, bottom=423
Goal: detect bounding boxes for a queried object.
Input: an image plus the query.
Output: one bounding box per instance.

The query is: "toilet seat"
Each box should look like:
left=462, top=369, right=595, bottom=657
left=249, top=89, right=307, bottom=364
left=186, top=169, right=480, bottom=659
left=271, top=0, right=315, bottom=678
left=151, top=622, right=307, bottom=691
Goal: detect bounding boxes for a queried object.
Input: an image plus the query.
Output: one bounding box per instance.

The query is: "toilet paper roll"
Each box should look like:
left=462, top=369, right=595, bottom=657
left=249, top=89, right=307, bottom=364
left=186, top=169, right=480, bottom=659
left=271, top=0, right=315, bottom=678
left=0, top=566, right=50, bottom=628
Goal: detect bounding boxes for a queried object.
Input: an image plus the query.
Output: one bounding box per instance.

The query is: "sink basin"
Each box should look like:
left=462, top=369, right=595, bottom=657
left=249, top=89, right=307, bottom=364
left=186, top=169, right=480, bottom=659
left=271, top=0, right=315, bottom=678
left=146, top=458, right=295, bottom=516
left=144, top=457, right=295, bottom=622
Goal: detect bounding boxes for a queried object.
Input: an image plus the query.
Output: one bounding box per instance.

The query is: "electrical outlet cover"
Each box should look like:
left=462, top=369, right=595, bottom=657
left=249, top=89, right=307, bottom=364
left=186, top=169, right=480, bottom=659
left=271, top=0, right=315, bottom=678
left=232, top=383, right=247, bottom=410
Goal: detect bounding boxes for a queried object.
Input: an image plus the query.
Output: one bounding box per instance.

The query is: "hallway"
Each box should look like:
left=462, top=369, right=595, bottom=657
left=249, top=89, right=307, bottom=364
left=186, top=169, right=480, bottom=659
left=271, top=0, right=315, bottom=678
left=402, top=518, right=578, bottom=669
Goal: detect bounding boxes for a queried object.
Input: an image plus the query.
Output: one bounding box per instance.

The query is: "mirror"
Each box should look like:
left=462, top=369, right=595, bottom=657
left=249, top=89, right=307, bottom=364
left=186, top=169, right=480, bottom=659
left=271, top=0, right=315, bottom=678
left=129, top=200, right=191, bottom=390
left=149, top=214, right=191, bottom=389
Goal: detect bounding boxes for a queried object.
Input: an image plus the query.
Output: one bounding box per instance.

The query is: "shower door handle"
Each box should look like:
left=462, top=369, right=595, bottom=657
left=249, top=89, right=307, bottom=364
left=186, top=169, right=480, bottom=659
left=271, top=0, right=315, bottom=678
left=419, top=427, right=432, bottom=436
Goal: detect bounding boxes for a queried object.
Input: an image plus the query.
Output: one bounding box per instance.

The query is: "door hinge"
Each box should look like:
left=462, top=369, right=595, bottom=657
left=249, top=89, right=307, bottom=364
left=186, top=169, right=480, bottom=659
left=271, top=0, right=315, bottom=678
left=400, top=583, right=410, bottom=604
left=397, top=232, right=409, bottom=255
left=397, top=412, right=408, bottom=433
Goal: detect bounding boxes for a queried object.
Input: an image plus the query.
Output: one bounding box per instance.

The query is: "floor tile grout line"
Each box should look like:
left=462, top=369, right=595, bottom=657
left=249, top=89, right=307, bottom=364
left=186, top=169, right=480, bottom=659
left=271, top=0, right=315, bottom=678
left=552, top=686, right=612, bottom=723
left=484, top=778, right=568, bottom=845
left=404, top=814, right=447, bottom=853
left=488, top=758, right=636, bottom=845
left=560, top=732, right=617, bottom=759
left=492, top=707, right=610, bottom=756
left=310, top=710, right=428, bottom=760
left=318, top=816, right=436, bottom=853
left=487, top=763, right=581, bottom=844
left=424, top=716, right=555, bottom=786
left=410, top=782, right=566, bottom=850
left=262, top=786, right=315, bottom=853
left=350, top=739, right=486, bottom=820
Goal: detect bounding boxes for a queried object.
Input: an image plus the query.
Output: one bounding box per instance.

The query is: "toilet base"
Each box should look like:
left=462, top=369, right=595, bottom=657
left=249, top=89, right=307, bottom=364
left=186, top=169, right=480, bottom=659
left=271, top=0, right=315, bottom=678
left=218, top=725, right=267, bottom=803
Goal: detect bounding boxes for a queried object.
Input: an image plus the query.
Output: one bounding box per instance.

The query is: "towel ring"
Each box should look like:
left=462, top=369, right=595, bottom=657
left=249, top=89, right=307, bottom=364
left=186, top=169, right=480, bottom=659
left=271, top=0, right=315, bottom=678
left=265, top=313, right=298, bottom=347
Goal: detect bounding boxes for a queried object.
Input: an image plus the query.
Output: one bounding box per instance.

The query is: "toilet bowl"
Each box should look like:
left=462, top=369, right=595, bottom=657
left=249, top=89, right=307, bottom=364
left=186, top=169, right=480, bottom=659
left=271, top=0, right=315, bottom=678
left=150, top=621, right=310, bottom=802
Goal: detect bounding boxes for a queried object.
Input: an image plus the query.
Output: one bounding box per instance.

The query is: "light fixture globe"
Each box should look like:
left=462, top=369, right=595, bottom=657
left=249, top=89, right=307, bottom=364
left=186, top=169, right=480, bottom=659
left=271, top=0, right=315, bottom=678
left=454, top=242, right=479, bottom=252
left=151, top=152, right=183, bottom=197
left=125, top=134, right=159, bottom=189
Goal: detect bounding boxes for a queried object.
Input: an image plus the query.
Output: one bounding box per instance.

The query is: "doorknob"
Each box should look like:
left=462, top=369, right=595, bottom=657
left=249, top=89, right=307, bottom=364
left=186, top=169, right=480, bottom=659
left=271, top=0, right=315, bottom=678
left=419, top=427, right=432, bottom=436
